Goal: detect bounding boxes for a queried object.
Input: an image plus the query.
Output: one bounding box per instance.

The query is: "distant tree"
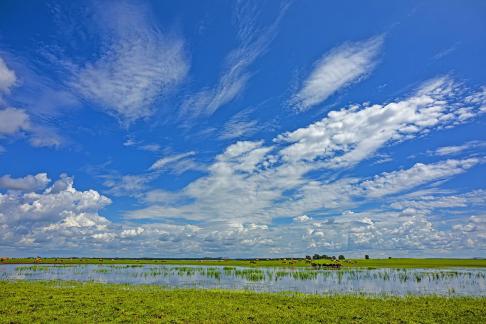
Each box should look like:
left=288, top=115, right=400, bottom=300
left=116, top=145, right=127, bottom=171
left=388, top=256, right=392, bottom=259
left=338, top=255, right=345, bottom=260
left=305, top=255, right=312, bottom=260
left=313, top=254, right=321, bottom=260
left=322, top=254, right=329, bottom=259
left=365, top=255, right=370, bottom=260
left=331, top=256, right=336, bottom=260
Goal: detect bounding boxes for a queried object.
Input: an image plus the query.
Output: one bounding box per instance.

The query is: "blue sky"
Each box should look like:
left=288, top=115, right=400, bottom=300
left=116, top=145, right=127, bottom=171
left=0, top=0, right=485, bottom=258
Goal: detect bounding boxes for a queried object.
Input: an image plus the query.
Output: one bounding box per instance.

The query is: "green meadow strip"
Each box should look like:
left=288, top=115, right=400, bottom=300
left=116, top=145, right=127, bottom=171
left=1, top=281, right=485, bottom=323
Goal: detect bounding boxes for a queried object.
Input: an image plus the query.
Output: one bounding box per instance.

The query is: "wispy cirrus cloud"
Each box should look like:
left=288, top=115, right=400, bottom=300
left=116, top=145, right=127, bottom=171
left=219, top=109, right=260, bottom=140
left=101, top=173, right=158, bottom=198
left=59, top=1, right=189, bottom=124
left=291, top=36, right=383, bottom=111
left=180, top=1, right=289, bottom=120
left=150, top=151, right=204, bottom=175
left=123, top=137, right=161, bottom=152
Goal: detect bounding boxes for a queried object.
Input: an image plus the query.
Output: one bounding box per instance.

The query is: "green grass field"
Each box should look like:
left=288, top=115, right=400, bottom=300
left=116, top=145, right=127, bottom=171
left=2, top=257, right=486, bottom=268
left=0, top=281, right=484, bottom=323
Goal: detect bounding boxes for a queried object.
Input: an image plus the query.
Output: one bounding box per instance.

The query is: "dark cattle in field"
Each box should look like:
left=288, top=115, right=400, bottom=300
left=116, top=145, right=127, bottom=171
left=311, top=262, right=341, bottom=269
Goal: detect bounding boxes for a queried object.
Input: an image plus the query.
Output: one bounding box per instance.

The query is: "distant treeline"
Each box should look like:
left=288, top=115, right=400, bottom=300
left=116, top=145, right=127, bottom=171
left=307, top=254, right=346, bottom=260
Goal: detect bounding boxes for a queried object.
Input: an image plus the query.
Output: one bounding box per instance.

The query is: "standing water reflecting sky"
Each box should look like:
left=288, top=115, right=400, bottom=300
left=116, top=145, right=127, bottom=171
left=2, top=265, right=485, bottom=296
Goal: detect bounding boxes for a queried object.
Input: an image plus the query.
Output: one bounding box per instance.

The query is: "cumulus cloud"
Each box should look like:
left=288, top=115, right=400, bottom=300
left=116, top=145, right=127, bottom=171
left=292, top=36, right=383, bottom=111
left=0, top=173, right=276, bottom=256
left=0, top=57, right=16, bottom=94
left=279, top=77, right=485, bottom=168
left=0, top=173, right=50, bottom=192
left=1, top=171, right=485, bottom=256
left=0, top=174, right=112, bottom=250
left=64, top=1, right=188, bottom=123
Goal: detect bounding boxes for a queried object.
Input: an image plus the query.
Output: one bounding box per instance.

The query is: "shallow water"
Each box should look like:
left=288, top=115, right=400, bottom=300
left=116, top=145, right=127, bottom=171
left=1, top=264, right=485, bottom=296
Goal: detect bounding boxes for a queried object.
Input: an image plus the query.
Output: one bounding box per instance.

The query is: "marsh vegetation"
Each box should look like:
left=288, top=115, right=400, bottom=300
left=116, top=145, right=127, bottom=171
left=2, top=264, right=485, bottom=296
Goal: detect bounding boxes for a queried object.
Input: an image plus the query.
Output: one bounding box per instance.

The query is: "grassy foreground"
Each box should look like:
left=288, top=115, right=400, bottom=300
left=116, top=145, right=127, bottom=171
left=1, top=281, right=485, bottom=323
left=3, top=257, right=486, bottom=268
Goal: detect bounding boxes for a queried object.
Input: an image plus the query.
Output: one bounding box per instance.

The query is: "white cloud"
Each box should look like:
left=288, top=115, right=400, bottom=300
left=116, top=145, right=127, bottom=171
left=0, top=174, right=116, bottom=254
left=292, top=36, right=383, bottom=111
left=361, top=158, right=480, bottom=197
left=0, top=174, right=111, bottom=229
left=123, top=137, right=161, bottom=152
left=293, top=215, right=311, bottom=222
left=43, top=212, right=110, bottom=231
left=99, top=151, right=204, bottom=198
left=390, top=189, right=486, bottom=210
left=150, top=152, right=195, bottom=170
left=0, top=108, right=62, bottom=148
left=65, top=1, right=188, bottom=123
left=219, top=110, right=260, bottom=140
left=102, top=173, right=157, bottom=198
left=279, top=77, right=486, bottom=168
left=0, top=108, right=30, bottom=135
left=432, top=140, right=486, bottom=156
left=0, top=57, right=16, bottom=94
left=150, top=151, right=203, bottom=175
left=432, top=43, right=459, bottom=60
left=180, top=2, right=287, bottom=119
left=28, top=126, right=63, bottom=148
left=2, top=73, right=485, bottom=256
left=127, top=77, right=486, bottom=231
left=120, top=227, right=144, bottom=238
left=1, top=173, right=485, bottom=256
left=435, top=145, right=469, bottom=156
left=0, top=173, right=50, bottom=192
